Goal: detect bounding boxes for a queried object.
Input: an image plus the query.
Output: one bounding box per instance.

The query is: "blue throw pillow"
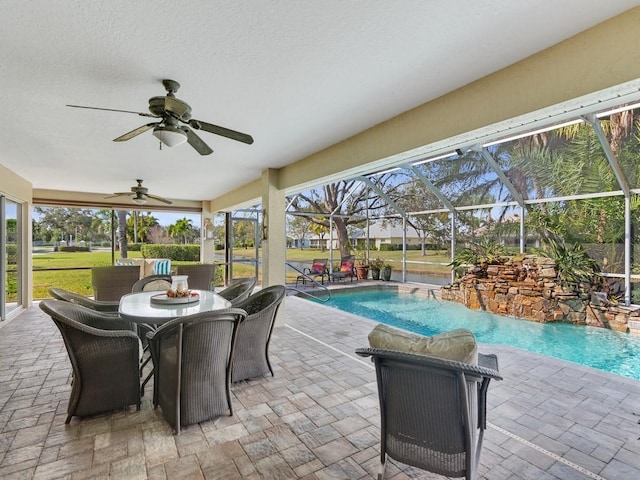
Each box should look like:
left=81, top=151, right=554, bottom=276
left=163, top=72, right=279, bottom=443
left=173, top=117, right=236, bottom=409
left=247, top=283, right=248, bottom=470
left=153, top=259, right=171, bottom=275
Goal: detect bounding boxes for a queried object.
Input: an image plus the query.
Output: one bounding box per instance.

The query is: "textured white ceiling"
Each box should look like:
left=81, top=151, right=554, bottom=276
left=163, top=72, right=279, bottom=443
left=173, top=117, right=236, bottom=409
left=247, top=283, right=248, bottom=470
left=1, top=0, right=638, bottom=203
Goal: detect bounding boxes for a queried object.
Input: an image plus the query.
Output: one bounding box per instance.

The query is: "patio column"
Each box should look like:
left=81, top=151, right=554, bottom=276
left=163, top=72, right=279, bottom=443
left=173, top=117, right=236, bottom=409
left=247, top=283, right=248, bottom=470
left=261, top=168, right=285, bottom=286
left=201, top=205, right=215, bottom=264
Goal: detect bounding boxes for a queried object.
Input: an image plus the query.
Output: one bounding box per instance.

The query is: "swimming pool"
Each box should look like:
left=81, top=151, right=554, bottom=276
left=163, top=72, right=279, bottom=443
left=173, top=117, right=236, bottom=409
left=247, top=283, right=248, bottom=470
left=311, top=289, right=640, bottom=381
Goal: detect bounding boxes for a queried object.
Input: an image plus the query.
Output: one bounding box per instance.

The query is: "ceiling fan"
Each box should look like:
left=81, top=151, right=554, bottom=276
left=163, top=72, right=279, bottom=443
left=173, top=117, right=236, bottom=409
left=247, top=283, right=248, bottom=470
left=67, top=79, right=254, bottom=155
left=106, top=179, right=172, bottom=205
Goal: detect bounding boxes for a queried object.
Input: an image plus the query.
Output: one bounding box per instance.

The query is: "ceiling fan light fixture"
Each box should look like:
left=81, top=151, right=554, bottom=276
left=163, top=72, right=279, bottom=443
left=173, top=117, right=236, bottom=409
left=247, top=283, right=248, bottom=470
left=152, top=125, right=188, bottom=147
left=132, top=196, right=147, bottom=205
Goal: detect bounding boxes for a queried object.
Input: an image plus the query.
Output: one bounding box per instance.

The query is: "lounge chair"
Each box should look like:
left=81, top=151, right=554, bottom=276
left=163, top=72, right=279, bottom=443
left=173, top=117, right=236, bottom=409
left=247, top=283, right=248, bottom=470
left=230, top=285, right=286, bottom=382
left=329, top=255, right=357, bottom=282
left=355, top=346, right=502, bottom=480
left=39, top=300, right=141, bottom=424
left=296, top=258, right=329, bottom=287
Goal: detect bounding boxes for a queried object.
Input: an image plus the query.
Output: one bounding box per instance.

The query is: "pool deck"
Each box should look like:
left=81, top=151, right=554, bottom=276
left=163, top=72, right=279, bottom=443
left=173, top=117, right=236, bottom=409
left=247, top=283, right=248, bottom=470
left=1, top=282, right=639, bottom=479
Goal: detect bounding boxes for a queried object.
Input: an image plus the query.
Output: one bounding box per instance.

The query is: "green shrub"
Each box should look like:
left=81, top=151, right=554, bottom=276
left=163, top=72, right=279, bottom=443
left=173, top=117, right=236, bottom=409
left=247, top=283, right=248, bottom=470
left=128, top=243, right=143, bottom=251
left=214, top=265, right=224, bottom=287
left=55, top=246, right=91, bottom=253
left=141, top=244, right=200, bottom=261
left=380, top=243, right=427, bottom=251
left=6, top=244, right=17, bottom=265
left=6, top=272, right=17, bottom=295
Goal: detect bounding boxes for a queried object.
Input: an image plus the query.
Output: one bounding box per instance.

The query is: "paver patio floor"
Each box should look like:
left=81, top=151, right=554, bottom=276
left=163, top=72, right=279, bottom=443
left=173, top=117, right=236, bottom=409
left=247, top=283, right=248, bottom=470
left=1, top=286, right=639, bottom=479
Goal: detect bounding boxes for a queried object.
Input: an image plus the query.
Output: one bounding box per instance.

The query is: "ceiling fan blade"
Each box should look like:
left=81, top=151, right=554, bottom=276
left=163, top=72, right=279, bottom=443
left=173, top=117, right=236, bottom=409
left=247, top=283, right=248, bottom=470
left=104, top=192, right=134, bottom=199
left=182, top=127, right=213, bottom=155
left=113, top=123, right=160, bottom=142
left=66, top=104, right=159, bottom=118
left=146, top=193, right=173, bottom=205
left=188, top=119, right=254, bottom=144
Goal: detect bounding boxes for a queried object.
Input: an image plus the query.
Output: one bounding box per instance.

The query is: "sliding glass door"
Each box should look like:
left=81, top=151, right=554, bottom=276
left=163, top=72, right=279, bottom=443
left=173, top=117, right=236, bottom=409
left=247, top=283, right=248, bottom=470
left=1, top=196, right=21, bottom=321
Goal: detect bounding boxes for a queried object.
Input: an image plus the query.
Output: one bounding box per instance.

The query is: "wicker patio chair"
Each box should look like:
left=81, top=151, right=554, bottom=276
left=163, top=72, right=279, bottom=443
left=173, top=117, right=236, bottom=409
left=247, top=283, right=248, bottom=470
left=355, top=348, right=502, bottom=480
left=48, top=287, right=119, bottom=313
left=230, top=285, right=286, bottom=382
left=39, top=299, right=141, bottom=424
left=91, top=265, right=140, bottom=301
left=175, top=264, right=217, bottom=290
left=131, top=275, right=172, bottom=292
left=130, top=275, right=172, bottom=384
left=147, top=308, right=247, bottom=434
left=217, top=277, right=257, bottom=305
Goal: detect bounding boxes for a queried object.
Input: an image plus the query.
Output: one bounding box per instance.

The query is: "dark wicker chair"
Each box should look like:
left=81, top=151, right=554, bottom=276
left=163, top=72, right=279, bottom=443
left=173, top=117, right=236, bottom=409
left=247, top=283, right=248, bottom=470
left=130, top=275, right=172, bottom=384
left=231, top=285, right=286, bottom=383
left=217, top=277, right=257, bottom=305
left=48, top=287, right=119, bottom=313
left=355, top=348, right=502, bottom=480
left=91, top=265, right=141, bottom=301
left=131, top=275, right=172, bottom=292
left=39, top=299, right=141, bottom=424
left=147, top=308, right=247, bottom=434
left=175, top=264, right=217, bottom=291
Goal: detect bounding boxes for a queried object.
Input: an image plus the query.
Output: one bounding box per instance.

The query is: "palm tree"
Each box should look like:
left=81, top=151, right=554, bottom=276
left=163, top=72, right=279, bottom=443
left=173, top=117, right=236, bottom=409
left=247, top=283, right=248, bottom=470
left=116, top=210, right=128, bottom=258
left=168, top=218, right=193, bottom=244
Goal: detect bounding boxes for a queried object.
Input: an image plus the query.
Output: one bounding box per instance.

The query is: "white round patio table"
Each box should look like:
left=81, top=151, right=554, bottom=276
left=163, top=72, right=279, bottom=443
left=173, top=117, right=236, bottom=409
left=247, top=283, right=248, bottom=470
left=119, top=289, right=232, bottom=325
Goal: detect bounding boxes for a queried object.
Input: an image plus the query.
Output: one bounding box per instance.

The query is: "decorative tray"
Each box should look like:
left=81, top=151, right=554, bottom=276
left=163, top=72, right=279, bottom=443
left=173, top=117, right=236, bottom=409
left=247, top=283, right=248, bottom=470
left=150, top=293, right=200, bottom=305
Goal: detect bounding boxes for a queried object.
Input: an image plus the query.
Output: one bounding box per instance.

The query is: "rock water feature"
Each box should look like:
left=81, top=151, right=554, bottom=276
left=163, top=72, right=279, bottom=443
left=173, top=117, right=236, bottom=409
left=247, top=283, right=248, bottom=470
left=440, top=255, right=640, bottom=333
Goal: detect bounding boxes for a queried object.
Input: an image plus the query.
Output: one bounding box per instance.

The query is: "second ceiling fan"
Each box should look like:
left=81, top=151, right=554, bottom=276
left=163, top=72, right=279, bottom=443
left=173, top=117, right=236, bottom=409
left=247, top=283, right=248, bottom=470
left=67, top=79, right=254, bottom=155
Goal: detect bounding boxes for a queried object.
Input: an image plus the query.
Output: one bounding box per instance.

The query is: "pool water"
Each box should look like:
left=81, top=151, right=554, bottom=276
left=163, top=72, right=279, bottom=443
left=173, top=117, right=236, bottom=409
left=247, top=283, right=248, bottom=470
left=312, top=289, right=640, bottom=381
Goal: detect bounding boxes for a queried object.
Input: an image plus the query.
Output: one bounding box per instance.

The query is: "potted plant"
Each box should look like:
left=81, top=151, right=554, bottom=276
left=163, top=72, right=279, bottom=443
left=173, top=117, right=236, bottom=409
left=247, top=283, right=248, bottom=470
left=381, top=263, right=392, bottom=281
left=370, top=257, right=384, bottom=280
left=354, top=250, right=370, bottom=280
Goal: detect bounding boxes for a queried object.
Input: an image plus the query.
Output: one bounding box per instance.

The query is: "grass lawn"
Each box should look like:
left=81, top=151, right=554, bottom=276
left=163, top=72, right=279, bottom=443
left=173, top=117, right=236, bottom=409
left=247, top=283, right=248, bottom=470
left=31, top=250, right=218, bottom=300
left=282, top=247, right=451, bottom=271
left=27, top=247, right=453, bottom=300
left=31, top=250, right=142, bottom=299
left=232, top=247, right=453, bottom=283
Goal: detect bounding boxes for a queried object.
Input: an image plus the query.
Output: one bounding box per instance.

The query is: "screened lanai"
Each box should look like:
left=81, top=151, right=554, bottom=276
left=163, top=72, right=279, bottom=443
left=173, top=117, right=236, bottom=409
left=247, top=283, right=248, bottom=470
left=281, top=98, right=640, bottom=305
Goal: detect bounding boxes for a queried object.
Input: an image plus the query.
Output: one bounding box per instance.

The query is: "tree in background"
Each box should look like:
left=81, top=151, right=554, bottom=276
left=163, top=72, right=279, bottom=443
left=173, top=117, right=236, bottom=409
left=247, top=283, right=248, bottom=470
left=291, top=175, right=397, bottom=257
left=233, top=219, right=256, bottom=248
left=147, top=225, right=172, bottom=244
left=127, top=212, right=160, bottom=243
left=310, top=219, right=329, bottom=252
left=287, top=215, right=311, bottom=249
left=168, top=218, right=199, bottom=244
left=33, top=207, right=104, bottom=244
left=116, top=210, right=128, bottom=258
